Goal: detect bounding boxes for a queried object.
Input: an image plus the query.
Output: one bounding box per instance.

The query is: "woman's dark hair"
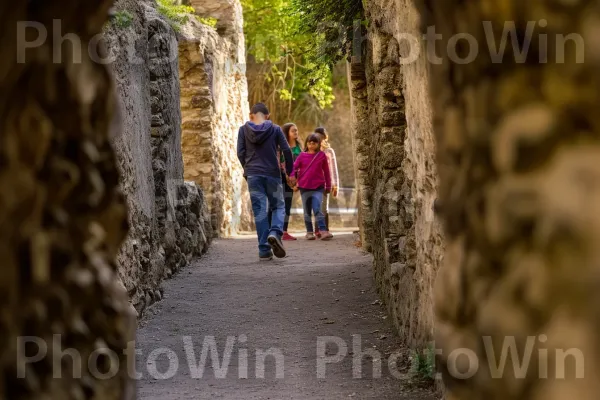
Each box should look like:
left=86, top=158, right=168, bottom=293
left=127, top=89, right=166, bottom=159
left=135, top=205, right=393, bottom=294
left=282, top=123, right=297, bottom=144
left=304, top=133, right=323, bottom=151
left=314, top=126, right=328, bottom=140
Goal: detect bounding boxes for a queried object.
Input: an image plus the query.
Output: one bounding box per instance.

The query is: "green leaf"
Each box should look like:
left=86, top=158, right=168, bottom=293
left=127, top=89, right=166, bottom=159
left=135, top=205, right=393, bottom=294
left=279, top=89, right=293, bottom=101
left=156, top=0, right=197, bottom=31
left=241, top=0, right=361, bottom=113
left=112, top=10, right=134, bottom=29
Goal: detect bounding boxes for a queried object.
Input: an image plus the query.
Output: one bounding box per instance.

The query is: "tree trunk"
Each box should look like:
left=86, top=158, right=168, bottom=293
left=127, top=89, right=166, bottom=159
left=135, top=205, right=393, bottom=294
left=415, top=1, right=600, bottom=398
left=0, top=1, right=135, bottom=398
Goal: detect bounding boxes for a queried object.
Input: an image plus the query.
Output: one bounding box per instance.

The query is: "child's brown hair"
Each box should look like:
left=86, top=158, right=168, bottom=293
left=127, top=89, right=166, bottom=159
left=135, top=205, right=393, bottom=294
left=304, top=133, right=323, bottom=152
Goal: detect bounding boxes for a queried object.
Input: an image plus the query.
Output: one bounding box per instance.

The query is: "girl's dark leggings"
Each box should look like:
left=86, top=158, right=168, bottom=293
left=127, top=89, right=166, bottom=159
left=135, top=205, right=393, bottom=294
left=282, top=173, right=293, bottom=231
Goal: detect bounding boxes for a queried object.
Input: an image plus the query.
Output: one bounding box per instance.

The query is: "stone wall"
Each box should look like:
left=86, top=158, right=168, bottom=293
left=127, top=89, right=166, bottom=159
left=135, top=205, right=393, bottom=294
left=0, top=0, right=135, bottom=397
left=105, top=0, right=213, bottom=316
left=414, top=0, right=600, bottom=398
left=349, top=0, right=444, bottom=348
left=179, top=0, right=253, bottom=236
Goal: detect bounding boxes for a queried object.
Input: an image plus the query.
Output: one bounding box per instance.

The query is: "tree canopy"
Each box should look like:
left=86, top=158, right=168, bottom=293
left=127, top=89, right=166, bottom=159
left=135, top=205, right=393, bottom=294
left=241, top=0, right=363, bottom=120
left=289, top=0, right=364, bottom=66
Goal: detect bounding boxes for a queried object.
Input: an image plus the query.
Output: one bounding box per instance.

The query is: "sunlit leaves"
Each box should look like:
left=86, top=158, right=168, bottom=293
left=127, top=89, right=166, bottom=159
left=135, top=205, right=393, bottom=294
left=156, top=0, right=195, bottom=31
left=242, top=0, right=336, bottom=111
left=242, top=0, right=362, bottom=114
left=289, top=0, right=364, bottom=66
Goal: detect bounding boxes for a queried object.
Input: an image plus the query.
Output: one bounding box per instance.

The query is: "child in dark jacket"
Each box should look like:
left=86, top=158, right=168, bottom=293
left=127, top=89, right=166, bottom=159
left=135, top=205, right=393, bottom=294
left=290, top=133, right=333, bottom=240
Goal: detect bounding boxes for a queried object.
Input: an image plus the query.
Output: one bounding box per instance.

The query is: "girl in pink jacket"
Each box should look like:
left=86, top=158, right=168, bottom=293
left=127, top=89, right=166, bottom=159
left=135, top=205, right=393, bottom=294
left=314, top=127, right=339, bottom=237
left=290, top=133, right=333, bottom=240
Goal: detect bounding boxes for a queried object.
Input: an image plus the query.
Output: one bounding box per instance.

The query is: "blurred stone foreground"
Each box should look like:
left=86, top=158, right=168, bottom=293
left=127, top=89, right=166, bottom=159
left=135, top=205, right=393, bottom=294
left=0, top=0, right=216, bottom=397
left=1, top=1, right=136, bottom=398
left=3, top=0, right=600, bottom=399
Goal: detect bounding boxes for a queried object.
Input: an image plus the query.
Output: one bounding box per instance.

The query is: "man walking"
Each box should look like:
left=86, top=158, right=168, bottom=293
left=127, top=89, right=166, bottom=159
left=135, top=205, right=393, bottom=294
left=237, top=103, right=295, bottom=260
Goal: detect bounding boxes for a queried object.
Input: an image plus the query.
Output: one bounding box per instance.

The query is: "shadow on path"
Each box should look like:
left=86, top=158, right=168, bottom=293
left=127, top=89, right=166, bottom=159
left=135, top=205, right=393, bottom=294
left=136, top=233, right=437, bottom=399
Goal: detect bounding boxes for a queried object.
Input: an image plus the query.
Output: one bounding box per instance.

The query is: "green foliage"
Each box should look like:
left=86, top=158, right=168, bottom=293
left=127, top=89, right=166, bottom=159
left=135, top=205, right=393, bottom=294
left=156, top=1, right=218, bottom=31
left=156, top=0, right=196, bottom=32
left=242, top=0, right=364, bottom=119
left=289, top=0, right=364, bottom=66
left=242, top=0, right=340, bottom=118
left=410, top=343, right=436, bottom=381
left=197, top=16, right=218, bottom=28
left=112, top=10, right=134, bottom=29
left=242, top=0, right=297, bottom=63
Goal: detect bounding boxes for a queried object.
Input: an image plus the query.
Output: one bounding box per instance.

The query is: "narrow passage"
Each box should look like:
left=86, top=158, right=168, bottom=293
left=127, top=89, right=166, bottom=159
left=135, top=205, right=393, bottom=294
left=136, top=233, right=436, bottom=399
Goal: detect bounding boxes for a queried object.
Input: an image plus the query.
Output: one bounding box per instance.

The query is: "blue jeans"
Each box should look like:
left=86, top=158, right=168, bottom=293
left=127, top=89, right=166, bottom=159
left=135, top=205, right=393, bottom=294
left=299, top=188, right=327, bottom=233
left=247, top=175, right=286, bottom=255
left=267, top=172, right=295, bottom=231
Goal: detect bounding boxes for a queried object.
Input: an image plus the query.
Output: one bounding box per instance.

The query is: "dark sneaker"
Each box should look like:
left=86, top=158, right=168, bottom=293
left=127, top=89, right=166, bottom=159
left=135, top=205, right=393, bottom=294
left=259, top=251, right=273, bottom=261
left=267, top=234, right=286, bottom=258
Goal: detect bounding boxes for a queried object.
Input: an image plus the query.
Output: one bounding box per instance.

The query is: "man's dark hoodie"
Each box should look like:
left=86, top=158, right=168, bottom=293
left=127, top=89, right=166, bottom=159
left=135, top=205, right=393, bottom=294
left=237, top=120, right=293, bottom=179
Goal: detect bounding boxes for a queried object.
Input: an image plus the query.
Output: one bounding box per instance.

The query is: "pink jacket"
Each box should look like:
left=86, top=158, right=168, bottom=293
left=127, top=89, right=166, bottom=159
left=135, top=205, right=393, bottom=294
left=323, top=148, right=339, bottom=188
left=291, top=151, right=332, bottom=191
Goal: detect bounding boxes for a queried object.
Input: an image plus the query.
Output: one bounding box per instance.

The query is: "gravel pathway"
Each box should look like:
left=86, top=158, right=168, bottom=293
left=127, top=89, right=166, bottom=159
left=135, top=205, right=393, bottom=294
left=135, top=232, right=437, bottom=400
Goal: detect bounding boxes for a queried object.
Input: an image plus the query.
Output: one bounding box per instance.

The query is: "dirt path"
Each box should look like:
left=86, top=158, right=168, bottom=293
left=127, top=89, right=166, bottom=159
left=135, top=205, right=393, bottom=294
left=135, top=232, right=437, bottom=400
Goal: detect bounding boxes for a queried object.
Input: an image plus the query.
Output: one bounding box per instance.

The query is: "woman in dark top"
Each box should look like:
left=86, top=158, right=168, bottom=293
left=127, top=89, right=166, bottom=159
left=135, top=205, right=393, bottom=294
left=268, top=123, right=303, bottom=240
left=280, top=123, right=303, bottom=240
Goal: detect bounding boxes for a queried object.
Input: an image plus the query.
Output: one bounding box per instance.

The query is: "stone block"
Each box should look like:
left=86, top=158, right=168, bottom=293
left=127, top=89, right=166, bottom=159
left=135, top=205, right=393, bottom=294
left=356, top=153, right=371, bottom=170
left=381, top=110, right=406, bottom=127
left=381, top=127, right=405, bottom=145
left=381, top=142, right=404, bottom=169
left=148, top=58, right=172, bottom=79
left=150, top=82, right=160, bottom=97
left=150, top=125, right=172, bottom=138
left=150, top=96, right=164, bottom=114
left=151, top=113, right=165, bottom=127
left=191, top=95, right=213, bottom=109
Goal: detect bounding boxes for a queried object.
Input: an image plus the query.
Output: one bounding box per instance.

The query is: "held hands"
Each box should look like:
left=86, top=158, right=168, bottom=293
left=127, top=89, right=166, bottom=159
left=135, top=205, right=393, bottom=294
left=287, top=176, right=298, bottom=188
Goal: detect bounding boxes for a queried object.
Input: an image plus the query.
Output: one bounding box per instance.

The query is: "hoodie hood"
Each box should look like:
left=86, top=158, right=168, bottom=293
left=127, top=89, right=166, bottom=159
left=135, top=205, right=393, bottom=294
left=243, top=120, right=275, bottom=144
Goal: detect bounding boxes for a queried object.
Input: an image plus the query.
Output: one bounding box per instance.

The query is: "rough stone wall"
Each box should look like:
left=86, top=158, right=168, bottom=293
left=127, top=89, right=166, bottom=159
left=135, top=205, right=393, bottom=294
left=349, top=0, right=443, bottom=348
left=348, top=58, right=372, bottom=247
left=105, top=0, right=213, bottom=316
left=0, top=1, right=135, bottom=398
left=414, top=1, right=600, bottom=398
left=179, top=0, right=253, bottom=236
